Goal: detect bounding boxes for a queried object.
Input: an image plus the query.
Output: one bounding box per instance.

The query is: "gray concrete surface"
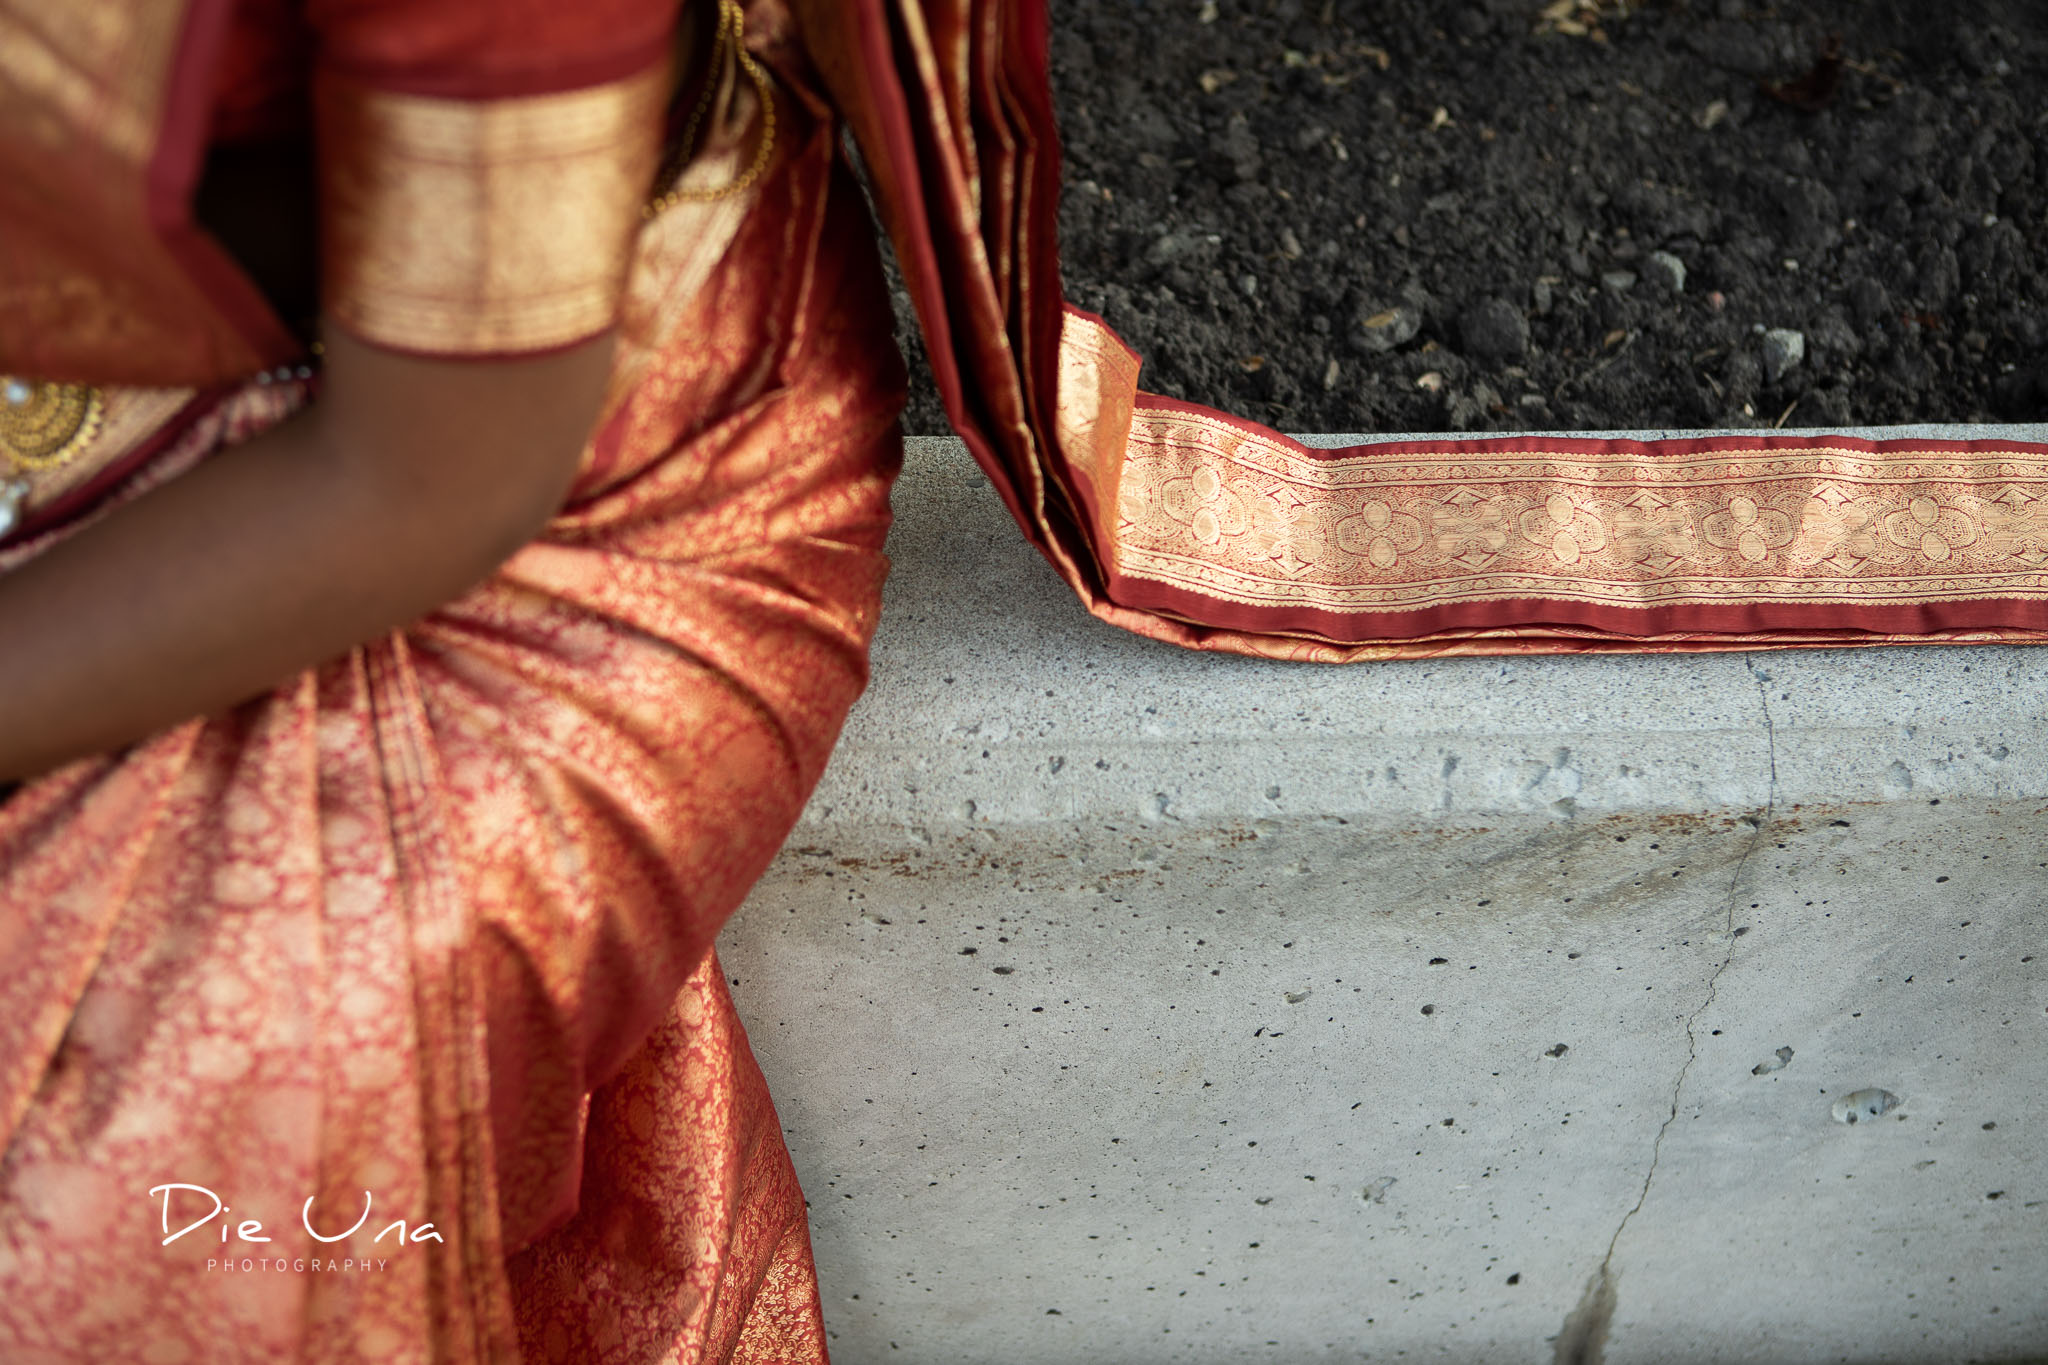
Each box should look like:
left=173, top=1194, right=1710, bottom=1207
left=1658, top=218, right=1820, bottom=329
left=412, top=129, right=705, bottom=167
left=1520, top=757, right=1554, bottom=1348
left=719, top=431, right=2048, bottom=1364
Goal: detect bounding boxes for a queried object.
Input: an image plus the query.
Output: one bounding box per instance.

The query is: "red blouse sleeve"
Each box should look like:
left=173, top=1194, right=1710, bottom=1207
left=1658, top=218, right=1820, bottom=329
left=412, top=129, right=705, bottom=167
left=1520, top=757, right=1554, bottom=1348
left=307, top=0, right=682, bottom=357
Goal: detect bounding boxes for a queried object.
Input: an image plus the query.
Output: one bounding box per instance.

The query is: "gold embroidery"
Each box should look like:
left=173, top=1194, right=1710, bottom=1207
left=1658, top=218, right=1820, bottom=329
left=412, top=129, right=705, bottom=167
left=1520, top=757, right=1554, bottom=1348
left=1335, top=500, right=1425, bottom=570
left=1112, top=407, right=2048, bottom=613
left=1054, top=311, right=1141, bottom=544
left=319, top=63, right=670, bottom=356
left=0, top=379, right=103, bottom=470
left=1699, top=495, right=1791, bottom=564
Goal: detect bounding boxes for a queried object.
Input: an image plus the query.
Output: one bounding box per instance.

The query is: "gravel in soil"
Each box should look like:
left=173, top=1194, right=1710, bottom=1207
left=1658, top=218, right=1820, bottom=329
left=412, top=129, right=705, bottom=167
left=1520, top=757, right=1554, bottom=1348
left=891, top=0, right=2048, bottom=435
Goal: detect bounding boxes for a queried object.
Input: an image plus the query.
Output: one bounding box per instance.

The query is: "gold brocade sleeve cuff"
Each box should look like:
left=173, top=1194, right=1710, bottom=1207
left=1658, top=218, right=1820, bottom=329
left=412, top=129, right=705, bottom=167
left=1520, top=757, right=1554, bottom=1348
left=316, top=62, right=670, bottom=357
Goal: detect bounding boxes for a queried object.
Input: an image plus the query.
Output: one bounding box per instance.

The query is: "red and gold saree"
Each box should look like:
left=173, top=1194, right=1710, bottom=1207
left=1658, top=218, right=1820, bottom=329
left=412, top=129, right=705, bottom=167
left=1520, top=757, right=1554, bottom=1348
left=2, top=0, right=891, bottom=1358
left=2, top=0, right=2045, bottom=1361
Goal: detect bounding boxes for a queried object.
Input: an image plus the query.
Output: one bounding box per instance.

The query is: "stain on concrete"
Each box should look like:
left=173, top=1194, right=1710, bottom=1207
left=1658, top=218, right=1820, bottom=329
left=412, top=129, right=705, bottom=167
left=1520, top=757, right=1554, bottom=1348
left=1554, top=1266, right=1617, bottom=1365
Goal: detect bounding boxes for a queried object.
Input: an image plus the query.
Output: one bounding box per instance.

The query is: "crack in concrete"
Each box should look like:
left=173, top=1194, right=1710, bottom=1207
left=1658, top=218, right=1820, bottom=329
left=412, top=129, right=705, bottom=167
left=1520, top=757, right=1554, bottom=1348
left=1553, top=659, right=1780, bottom=1365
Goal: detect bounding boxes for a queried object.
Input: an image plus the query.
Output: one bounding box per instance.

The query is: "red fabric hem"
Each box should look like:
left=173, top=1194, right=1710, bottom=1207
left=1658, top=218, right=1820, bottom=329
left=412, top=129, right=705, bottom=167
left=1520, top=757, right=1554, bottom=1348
left=1106, top=569, right=2048, bottom=643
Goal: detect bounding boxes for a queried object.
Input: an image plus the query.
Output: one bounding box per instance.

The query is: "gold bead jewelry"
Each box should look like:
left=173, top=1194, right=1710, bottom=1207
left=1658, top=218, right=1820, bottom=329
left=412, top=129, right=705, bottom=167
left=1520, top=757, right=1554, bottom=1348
left=644, top=0, right=778, bottom=219
left=0, top=376, right=103, bottom=473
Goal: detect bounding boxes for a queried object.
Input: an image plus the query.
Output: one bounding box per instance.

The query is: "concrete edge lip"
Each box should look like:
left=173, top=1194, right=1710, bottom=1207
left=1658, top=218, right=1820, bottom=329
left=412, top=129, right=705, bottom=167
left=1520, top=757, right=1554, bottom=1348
left=812, top=432, right=2048, bottom=828
left=1280, top=423, right=2048, bottom=445
left=907, top=423, right=2048, bottom=451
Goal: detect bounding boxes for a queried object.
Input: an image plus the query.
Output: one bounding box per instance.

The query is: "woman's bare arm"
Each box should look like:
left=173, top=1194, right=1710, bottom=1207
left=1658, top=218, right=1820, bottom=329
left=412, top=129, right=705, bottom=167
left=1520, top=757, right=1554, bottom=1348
left=0, top=326, right=612, bottom=782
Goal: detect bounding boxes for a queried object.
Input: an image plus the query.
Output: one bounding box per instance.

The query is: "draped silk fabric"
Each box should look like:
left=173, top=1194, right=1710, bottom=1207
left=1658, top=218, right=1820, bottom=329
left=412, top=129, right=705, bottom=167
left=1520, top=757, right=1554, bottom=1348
left=1, top=0, right=898, bottom=1359
left=806, top=0, right=2048, bottom=661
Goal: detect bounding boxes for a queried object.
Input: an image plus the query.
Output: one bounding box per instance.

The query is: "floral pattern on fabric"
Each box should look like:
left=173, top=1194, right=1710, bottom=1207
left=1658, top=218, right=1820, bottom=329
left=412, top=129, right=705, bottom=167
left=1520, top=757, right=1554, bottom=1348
left=0, top=41, right=901, bottom=1361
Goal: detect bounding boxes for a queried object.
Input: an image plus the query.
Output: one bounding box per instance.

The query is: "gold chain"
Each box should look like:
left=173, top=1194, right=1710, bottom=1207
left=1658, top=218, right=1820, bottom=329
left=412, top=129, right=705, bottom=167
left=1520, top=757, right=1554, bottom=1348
left=0, top=378, right=103, bottom=473
left=644, top=0, right=778, bottom=219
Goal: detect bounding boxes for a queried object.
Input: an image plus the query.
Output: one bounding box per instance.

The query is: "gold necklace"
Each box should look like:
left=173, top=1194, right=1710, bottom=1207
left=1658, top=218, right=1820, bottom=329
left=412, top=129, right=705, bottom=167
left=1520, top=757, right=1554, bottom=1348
left=643, top=0, right=777, bottom=220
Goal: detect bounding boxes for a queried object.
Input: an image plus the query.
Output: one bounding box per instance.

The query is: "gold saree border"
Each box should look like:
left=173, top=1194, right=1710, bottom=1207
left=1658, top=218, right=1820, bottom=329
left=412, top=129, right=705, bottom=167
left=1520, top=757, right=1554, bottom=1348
left=1110, top=405, right=2048, bottom=615
left=318, top=62, right=670, bottom=357
left=1054, top=307, right=1139, bottom=547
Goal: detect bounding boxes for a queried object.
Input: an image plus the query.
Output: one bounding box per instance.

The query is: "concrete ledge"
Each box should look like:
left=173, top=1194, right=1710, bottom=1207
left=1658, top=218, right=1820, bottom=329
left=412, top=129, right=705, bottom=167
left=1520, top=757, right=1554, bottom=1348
left=722, top=432, right=2048, bottom=1364
left=804, top=430, right=2048, bottom=829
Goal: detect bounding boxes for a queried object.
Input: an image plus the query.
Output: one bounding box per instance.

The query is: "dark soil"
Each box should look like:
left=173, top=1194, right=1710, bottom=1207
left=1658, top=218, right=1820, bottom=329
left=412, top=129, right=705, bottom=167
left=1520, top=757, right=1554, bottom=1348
left=892, top=0, right=2048, bottom=434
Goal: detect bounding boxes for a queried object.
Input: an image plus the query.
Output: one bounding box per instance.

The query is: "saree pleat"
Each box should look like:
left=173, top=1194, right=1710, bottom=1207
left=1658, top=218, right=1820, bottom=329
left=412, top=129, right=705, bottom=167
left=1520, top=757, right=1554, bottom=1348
left=802, top=0, right=2048, bottom=661
left=0, top=13, right=897, bottom=1356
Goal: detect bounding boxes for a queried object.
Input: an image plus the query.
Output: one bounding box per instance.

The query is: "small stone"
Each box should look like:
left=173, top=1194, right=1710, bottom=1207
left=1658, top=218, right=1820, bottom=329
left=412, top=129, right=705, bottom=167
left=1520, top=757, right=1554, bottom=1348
left=1279, top=228, right=1304, bottom=259
left=1647, top=251, right=1687, bottom=293
left=1762, top=328, right=1806, bottom=383
left=1353, top=305, right=1421, bottom=354
left=1601, top=270, right=1639, bottom=295
left=1459, top=296, right=1529, bottom=362
left=1239, top=274, right=1258, bottom=297
left=1531, top=279, right=1555, bottom=316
